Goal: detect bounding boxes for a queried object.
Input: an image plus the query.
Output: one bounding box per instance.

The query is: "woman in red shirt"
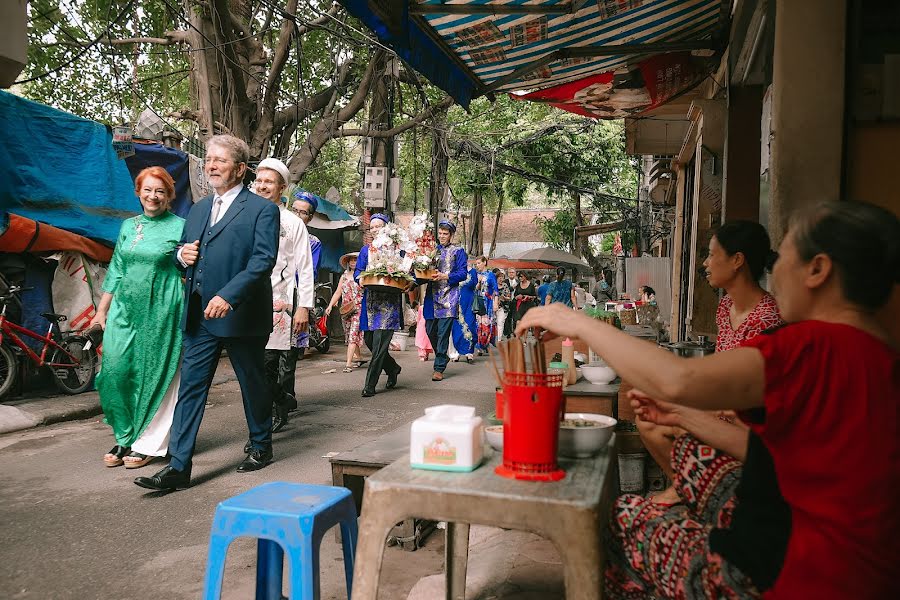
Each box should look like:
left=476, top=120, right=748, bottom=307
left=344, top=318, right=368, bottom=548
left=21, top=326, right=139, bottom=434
left=517, top=201, right=899, bottom=599
left=639, top=221, right=783, bottom=506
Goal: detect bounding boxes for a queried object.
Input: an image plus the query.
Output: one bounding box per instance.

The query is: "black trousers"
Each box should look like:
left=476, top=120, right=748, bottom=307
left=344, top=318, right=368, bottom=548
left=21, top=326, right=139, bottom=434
left=265, top=349, right=299, bottom=413
left=363, top=329, right=399, bottom=392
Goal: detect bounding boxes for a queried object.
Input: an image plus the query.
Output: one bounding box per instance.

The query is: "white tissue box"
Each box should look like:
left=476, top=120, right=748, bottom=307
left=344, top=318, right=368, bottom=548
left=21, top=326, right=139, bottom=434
left=410, top=405, right=484, bottom=472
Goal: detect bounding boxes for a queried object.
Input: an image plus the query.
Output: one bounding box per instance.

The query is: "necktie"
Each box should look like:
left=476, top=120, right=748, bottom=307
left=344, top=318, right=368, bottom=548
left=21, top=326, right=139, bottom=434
left=210, top=197, right=223, bottom=226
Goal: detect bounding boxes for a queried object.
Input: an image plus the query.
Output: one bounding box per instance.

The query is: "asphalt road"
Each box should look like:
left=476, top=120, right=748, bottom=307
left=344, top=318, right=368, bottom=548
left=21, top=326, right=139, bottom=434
left=0, top=347, right=496, bottom=600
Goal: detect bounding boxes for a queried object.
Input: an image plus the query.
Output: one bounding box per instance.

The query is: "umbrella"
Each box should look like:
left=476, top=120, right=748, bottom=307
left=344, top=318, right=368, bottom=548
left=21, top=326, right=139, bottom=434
left=512, top=248, right=591, bottom=271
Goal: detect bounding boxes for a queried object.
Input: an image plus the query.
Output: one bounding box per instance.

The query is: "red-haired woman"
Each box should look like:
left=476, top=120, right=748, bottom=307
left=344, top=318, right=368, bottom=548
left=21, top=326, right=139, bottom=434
left=90, top=166, right=185, bottom=470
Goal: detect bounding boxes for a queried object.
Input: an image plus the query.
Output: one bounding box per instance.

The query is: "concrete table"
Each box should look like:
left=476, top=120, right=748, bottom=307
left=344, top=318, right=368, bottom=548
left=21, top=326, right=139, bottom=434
left=351, top=437, right=618, bottom=600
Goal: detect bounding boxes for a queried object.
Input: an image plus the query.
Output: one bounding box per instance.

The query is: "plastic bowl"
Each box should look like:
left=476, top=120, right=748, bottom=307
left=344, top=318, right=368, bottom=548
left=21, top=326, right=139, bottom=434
left=580, top=363, right=616, bottom=384
left=558, top=413, right=617, bottom=458
left=485, top=425, right=504, bottom=451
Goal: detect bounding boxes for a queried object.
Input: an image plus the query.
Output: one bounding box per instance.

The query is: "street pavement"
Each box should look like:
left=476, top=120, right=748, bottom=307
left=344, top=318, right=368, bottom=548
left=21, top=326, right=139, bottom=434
left=0, top=345, right=566, bottom=599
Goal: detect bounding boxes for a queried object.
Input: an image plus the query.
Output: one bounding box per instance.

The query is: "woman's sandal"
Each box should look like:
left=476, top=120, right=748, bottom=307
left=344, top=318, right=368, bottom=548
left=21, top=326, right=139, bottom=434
left=342, top=366, right=354, bottom=373
left=103, top=445, right=130, bottom=467
left=123, top=452, right=156, bottom=469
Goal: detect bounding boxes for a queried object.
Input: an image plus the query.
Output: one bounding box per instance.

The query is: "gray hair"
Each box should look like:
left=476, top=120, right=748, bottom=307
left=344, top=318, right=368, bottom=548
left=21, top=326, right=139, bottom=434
left=791, top=201, right=900, bottom=310
left=207, top=134, right=250, bottom=165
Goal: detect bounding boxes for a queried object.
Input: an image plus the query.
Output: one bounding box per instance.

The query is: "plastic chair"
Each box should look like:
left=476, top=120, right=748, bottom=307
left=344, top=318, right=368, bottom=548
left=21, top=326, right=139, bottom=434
left=203, top=482, right=358, bottom=600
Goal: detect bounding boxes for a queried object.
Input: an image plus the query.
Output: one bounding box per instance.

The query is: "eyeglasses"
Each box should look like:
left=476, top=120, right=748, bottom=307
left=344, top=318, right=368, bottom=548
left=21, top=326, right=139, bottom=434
left=293, top=209, right=311, bottom=216
left=204, top=157, right=234, bottom=165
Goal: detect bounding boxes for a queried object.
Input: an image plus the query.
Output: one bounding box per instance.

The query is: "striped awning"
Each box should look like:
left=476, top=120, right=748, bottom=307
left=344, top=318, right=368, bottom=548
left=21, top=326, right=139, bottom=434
left=340, top=0, right=729, bottom=114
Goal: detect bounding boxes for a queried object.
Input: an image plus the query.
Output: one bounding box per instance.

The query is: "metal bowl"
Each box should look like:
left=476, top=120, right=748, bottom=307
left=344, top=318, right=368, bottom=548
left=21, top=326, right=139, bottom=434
left=558, top=413, right=617, bottom=458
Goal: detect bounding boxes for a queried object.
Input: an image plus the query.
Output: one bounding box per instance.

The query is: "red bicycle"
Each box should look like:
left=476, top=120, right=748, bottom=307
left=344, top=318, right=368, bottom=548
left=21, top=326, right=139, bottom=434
left=0, top=284, right=97, bottom=398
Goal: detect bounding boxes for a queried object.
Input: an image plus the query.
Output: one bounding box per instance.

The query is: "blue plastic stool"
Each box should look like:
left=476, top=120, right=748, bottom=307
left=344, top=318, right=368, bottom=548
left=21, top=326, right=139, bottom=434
left=203, top=482, right=358, bottom=600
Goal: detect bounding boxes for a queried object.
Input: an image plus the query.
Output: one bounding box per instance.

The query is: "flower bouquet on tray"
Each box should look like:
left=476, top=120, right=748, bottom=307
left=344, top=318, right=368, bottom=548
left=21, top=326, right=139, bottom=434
left=408, top=213, right=439, bottom=280
left=360, top=222, right=416, bottom=293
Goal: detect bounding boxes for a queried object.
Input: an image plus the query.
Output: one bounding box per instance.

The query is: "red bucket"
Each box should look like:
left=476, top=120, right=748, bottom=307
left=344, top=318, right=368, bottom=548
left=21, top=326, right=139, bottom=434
left=495, top=372, right=566, bottom=482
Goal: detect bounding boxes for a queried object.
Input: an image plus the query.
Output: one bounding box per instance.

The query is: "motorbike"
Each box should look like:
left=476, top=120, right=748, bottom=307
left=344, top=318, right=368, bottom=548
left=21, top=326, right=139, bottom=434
left=306, top=283, right=331, bottom=354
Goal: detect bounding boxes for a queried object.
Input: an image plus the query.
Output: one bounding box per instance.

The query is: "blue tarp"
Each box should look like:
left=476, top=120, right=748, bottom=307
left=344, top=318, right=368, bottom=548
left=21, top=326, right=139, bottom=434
left=125, top=143, right=193, bottom=218
left=0, top=91, right=138, bottom=245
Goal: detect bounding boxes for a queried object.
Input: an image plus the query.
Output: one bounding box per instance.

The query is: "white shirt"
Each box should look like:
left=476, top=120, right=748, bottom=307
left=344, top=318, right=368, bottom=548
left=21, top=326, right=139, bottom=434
left=265, top=206, right=314, bottom=350
left=177, top=184, right=245, bottom=267
left=209, top=183, right=243, bottom=226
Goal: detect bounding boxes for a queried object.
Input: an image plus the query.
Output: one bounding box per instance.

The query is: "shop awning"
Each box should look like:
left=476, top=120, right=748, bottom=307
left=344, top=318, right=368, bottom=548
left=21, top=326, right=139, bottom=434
left=340, top=0, right=729, bottom=115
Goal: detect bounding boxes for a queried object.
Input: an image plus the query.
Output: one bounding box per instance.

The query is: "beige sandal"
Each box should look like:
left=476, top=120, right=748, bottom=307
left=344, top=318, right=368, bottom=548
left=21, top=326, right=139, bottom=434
left=104, top=445, right=129, bottom=468
left=123, top=452, right=156, bottom=469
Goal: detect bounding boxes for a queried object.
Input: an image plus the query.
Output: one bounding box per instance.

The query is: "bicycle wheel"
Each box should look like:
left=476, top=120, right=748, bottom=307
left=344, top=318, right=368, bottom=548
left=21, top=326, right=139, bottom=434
left=0, top=343, right=17, bottom=399
left=50, top=336, right=96, bottom=395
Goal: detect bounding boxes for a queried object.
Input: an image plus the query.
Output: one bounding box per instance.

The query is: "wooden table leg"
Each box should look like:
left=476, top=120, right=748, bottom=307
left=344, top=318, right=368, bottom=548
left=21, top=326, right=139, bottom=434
left=351, top=489, right=405, bottom=600
left=445, top=522, right=470, bottom=600
left=546, top=512, right=603, bottom=600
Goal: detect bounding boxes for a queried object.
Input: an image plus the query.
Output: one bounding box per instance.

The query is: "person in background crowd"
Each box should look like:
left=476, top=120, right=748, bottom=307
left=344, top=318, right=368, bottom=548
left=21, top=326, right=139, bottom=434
left=638, top=220, right=783, bottom=507
left=92, top=166, right=184, bottom=470
left=451, top=250, right=478, bottom=365
left=473, top=256, right=498, bottom=355
left=598, top=269, right=618, bottom=302
left=423, top=221, right=468, bottom=379
left=639, top=285, right=657, bottom=304
left=497, top=267, right=518, bottom=339
left=414, top=299, right=433, bottom=361
left=517, top=201, right=899, bottom=600
left=546, top=266, right=576, bottom=307
left=283, top=190, right=322, bottom=396
left=513, top=271, right=539, bottom=324
left=573, top=280, right=590, bottom=309
left=325, top=252, right=363, bottom=372
left=252, top=158, right=313, bottom=435
left=354, top=214, right=404, bottom=397
left=135, top=134, right=279, bottom=492
left=537, top=275, right=552, bottom=306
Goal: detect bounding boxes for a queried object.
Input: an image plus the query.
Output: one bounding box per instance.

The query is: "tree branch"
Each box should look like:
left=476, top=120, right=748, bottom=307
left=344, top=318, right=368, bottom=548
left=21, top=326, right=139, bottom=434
left=104, top=31, right=190, bottom=45
left=335, top=96, right=454, bottom=139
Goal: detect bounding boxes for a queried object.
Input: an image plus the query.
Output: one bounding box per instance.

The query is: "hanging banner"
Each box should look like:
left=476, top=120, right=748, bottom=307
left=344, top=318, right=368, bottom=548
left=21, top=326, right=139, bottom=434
left=512, top=53, right=709, bottom=119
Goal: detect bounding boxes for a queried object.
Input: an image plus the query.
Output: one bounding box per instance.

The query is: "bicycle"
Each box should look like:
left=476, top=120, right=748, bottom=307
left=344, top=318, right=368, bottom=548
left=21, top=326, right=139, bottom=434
left=0, top=284, right=97, bottom=399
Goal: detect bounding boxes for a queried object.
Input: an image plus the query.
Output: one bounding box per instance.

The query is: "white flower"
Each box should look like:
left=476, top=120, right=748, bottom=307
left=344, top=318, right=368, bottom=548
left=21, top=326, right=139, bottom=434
left=401, top=256, right=414, bottom=271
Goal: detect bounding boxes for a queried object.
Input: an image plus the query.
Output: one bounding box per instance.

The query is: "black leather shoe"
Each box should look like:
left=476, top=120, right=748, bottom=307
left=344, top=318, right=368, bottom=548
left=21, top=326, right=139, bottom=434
left=386, top=367, right=401, bottom=389
left=272, top=405, right=288, bottom=433
left=134, top=465, right=190, bottom=491
left=237, top=448, right=273, bottom=473
left=361, top=388, right=375, bottom=398
left=243, top=440, right=252, bottom=454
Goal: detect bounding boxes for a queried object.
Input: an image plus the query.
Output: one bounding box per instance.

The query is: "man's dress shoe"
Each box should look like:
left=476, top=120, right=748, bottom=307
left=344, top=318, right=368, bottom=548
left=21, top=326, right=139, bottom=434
left=386, top=367, right=401, bottom=389
left=134, top=465, right=191, bottom=491
left=272, top=404, right=289, bottom=433
left=237, top=448, right=273, bottom=472
left=361, top=388, right=375, bottom=398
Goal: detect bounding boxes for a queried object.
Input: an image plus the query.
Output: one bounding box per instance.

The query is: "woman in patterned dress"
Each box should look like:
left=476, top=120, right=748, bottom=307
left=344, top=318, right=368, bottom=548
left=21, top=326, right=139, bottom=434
left=473, top=256, right=498, bottom=355
left=636, top=221, right=784, bottom=506
left=325, top=252, right=363, bottom=372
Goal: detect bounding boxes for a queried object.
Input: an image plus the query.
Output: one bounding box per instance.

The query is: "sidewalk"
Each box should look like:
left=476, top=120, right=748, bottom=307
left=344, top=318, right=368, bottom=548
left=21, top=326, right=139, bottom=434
left=1, top=352, right=242, bottom=434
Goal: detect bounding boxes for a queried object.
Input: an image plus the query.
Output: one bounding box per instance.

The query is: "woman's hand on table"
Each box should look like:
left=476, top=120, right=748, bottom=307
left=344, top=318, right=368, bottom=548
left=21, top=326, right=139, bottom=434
left=514, top=303, right=594, bottom=340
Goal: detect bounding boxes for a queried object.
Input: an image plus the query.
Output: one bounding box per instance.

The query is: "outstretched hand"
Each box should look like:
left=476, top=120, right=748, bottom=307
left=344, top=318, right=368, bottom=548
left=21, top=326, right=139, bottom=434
left=629, top=389, right=682, bottom=427
left=514, top=303, right=593, bottom=341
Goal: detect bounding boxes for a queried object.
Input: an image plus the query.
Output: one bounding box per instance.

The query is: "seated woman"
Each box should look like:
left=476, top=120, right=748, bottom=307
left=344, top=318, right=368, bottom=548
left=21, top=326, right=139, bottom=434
left=517, top=201, right=899, bottom=599
left=638, top=285, right=656, bottom=304
left=639, top=221, right=783, bottom=505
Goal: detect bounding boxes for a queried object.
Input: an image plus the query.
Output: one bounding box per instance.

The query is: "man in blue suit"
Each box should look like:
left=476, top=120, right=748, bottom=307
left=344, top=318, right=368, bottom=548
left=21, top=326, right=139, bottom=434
left=135, top=135, right=279, bottom=491
left=423, top=221, right=468, bottom=381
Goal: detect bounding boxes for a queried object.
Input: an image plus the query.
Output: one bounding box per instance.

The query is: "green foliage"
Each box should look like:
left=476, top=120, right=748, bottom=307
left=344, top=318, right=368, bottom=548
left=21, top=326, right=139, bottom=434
left=299, top=138, right=358, bottom=200
left=22, top=0, right=191, bottom=125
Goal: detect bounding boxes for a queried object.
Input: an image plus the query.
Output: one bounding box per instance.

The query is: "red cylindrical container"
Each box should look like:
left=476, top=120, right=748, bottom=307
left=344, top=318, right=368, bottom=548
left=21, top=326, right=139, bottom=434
left=495, top=372, right=566, bottom=482
left=494, top=387, right=505, bottom=420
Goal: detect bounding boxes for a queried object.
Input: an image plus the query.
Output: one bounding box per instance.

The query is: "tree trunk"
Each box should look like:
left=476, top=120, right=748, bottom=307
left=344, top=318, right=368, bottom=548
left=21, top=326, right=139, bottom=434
left=429, top=113, right=449, bottom=233
left=573, top=192, right=604, bottom=279
left=488, top=193, right=504, bottom=257
left=469, top=188, right=483, bottom=256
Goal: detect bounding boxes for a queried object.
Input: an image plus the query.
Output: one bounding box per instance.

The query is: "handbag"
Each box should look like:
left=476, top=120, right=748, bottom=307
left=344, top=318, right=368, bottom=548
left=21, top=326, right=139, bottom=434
left=473, top=293, right=487, bottom=316
left=339, top=299, right=357, bottom=316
